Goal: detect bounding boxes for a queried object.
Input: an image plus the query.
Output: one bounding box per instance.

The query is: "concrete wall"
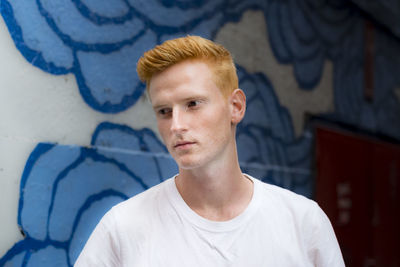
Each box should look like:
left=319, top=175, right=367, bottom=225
left=0, top=0, right=399, bottom=265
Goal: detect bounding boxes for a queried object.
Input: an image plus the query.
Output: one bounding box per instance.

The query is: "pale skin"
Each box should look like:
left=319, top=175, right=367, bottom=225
left=149, top=59, right=253, bottom=221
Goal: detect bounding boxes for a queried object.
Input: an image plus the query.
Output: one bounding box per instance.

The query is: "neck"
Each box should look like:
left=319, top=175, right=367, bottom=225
left=175, top=156, right=253, bottom=221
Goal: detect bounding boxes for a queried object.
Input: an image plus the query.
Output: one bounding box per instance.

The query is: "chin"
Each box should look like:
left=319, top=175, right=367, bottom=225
left=177, top=161, right=201, bottom=170
left=175, top=156, right=204, bottom=170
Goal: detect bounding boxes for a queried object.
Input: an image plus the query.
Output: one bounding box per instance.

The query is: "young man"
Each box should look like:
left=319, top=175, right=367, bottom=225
left=75, top=36, right=344, bottom=266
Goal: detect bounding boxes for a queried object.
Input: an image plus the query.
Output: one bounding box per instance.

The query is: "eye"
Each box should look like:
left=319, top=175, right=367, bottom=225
left=158, top=108, right=172, bottom=116
left=187, top=100, right=200, bottom=108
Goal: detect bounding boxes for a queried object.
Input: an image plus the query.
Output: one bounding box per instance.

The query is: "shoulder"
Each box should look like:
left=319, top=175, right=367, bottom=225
left=249, top=176, right=325, bottom=230
left=250, top=176, right=340, bottom=243
left=250, top=176, right=345, bottom=265
left=253, top=177, right=318, bottom=210
left=75, top=178, right=175, bottom=265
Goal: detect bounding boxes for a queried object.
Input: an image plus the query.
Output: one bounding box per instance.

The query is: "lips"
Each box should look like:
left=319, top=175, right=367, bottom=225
left=174, top=141, right=196, bottom=149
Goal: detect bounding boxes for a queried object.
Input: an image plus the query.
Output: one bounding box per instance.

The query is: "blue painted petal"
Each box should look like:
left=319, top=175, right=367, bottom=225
left=293, top=50, right=324, bottom=89
left=245, top=88, right=270, bottom=127
left=242, top=165, right=269, bottom=184
left=289, top=0, right=315, bottom=43
left=2, top=250, right=26, bottom=267
left=39, top=0, right=143, bottom=44
left=158, top=0, right=207, bottom=9
left=48, top=152, right=148, bottom=241
left=235, top=67, right=312, bottom=194
left=188, top=13, right=224, bottom=39
left=259, top=131, right=276, bottom=164
left=91, top=122, right=167, bottom=153
left=26, top=246, right=68, bottom=267
left=98, top=149, right=167, bottom=188
left=128, top=0, right=220, bottom=27
left=160, top=12, right=224, bottom=41
left=266, top=2, right=291, bottom=63
left=282, top=1, right=321, bottom=60
left=91, top=122, right=174, bottom=187
left=69, top=194, right=125, bottom=264
left=225, top=0, right=268, bottom=16
left=286, top=133, right=313, bottom=165
left=141, top=130, right=168, bottom=153
left=79, top=0, right=129, bottom=18
left=314, top=0, right=352, bottom=24
left=237, top=132, right=260, bottom=163
left=300, top=0, right=352, bottom=45
left=75, top=30, right=156, bottom=112
left=156, top=157, right=179, bottom=178
left=93, top=125, right=142, bottom=150
left=240, top=69, right=294, bottom=142
left=20, top=144, right=81, bottom=240
left=6, top=0, right=73, bottom=70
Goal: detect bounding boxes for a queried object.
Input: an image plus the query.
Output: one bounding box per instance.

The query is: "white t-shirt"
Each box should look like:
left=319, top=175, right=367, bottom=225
left=75, top=175, right=345, bottom=267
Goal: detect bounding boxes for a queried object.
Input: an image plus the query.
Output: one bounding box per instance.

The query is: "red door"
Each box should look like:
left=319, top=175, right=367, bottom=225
left=315, top=125, right=400, bottom=267
left=371, top=142, right=400, bottom=266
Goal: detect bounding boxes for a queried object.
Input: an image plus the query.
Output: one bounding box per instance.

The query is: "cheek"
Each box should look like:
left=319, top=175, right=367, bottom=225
left=203, top=112, right=231, bottom=140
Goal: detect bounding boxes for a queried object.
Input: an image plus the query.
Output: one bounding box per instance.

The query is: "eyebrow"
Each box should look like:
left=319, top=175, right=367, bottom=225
left=152, top=104, right=167, bottom=111
left=152, top=95, right=208, bottom=110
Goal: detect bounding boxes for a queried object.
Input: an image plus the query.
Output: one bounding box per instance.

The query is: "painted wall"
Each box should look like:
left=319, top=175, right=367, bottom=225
left=0, top=0, right=399, bottom=266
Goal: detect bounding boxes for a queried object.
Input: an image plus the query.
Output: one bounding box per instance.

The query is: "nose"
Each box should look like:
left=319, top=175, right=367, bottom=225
left=170, top=107, right=187, bottom=134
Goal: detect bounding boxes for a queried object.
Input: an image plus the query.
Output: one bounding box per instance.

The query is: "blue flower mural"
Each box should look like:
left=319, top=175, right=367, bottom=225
left=333, top=18, right=400, bottom=138
left=237, top=67, right=312, bottom=196
left=0, top=65, right=312, bottom=266
left=0, top=123, right=178, bottom=266
left=2, top=0, right=400, bottom=266
left=1, top=0, right=358, bottom=113
left=265, top=0, right=355, bottom=89
left=0, top=0, right=255, bottom=113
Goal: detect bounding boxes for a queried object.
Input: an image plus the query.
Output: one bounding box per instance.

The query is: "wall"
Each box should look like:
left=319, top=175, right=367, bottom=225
left=0, top=0, right=399, bottom=266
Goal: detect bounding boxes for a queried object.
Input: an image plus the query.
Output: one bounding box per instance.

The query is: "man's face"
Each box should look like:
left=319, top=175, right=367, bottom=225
left=149, top=60, right=235, bottom=170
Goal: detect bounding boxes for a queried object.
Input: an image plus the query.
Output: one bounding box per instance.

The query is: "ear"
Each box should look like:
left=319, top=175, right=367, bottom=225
left=229, top=89, right=246, bottom=125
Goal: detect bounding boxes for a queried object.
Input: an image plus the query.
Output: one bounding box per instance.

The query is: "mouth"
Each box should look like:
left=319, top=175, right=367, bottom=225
left=174, top=141, right=196, bottom=149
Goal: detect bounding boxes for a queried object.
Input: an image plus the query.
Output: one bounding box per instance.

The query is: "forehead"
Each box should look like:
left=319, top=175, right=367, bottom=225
left=148, top=60, right=222, bottom=104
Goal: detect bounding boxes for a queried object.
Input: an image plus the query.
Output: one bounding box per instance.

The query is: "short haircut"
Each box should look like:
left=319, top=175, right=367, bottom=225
left=136, top=35, right=238, bottom=96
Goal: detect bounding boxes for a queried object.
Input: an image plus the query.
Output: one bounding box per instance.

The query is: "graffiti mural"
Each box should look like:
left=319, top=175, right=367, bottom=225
left=1, top=0, right=400, bottom=266
left=0, top=123, right=178, bottom=266
left=0, top=66, right=311, bottom=265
